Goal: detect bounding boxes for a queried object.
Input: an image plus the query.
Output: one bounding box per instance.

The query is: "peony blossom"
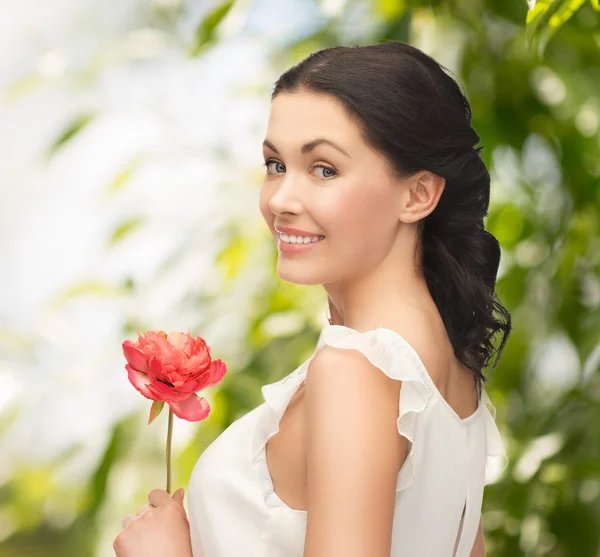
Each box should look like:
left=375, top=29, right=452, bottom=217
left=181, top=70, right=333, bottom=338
left=123, top=330, right=227, bottom=422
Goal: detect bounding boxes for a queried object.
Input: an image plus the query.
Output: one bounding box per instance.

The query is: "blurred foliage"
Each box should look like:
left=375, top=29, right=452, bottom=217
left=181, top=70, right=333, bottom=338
left=1, top=0, right=599, bottom=556
left=526, top=0, right=600, bottom=57
left=190, top=0, right=236, bottom=56
left=46, top=113, right=96, bottom=159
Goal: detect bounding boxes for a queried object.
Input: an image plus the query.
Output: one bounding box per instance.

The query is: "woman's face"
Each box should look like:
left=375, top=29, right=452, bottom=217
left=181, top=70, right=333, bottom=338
left=259, top=89, right=408, bottom=287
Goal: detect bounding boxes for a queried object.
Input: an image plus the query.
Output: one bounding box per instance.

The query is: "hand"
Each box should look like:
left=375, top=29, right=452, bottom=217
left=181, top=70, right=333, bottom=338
left=113, top=488, right=193, bottom=557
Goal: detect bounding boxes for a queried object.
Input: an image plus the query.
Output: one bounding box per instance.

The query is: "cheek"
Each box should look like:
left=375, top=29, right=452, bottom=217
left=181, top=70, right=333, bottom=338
left=259, top=186, right=272, bottom=226
left=324, top=183, right=396, bottom=266
left=329, top=183, right=389, bottom=235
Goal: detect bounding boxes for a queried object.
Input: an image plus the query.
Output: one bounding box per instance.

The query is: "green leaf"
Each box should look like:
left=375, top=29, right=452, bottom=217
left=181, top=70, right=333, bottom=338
left=548, top=0, right=587, bottom=27
left=47, top=113, right=95, bottom=157
left=105, top=154, right=147, bottom=196
left=190, top=0, right=235, bottom=57
left=109, top=217, right=145, bottom=245
left=591, top=0, right=600, bottom=9
left=525, top=0, right=587, bottom=57
left=148, top=401, right=165, bottom=424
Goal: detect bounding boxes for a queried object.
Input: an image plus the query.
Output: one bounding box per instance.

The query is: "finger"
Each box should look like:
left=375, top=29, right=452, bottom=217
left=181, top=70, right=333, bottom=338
left=148, top=488, right=173, bottom=508
left=173, top=488, right=185, bottom=508
left=121, top=513, right=136, bottom=530
left=136, top=503, right=152, bottom=516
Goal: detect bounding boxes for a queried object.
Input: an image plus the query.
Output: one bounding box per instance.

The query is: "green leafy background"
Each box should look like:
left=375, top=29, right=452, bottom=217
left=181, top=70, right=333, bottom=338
left=1, top=0, right=599, bottom=556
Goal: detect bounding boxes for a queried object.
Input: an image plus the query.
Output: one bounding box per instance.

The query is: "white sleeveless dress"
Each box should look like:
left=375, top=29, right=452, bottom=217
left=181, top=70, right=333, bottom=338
left=187, top=324, right=508, bottom=557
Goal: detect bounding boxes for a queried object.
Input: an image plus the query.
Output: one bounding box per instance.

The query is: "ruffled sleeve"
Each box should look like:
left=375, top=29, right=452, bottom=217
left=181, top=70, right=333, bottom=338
left=314, top=325, right=434, bottom=493
left=480, top=389, right=509, bottom=485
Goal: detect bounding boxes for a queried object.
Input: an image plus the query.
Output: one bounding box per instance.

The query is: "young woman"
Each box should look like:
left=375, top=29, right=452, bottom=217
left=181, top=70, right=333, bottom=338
left=115, top=41, right=511, bottom=557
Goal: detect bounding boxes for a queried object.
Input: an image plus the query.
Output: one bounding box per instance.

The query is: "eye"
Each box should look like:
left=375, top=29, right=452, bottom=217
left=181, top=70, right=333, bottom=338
left=263, top=159, right=285, bottom=174
left=262, top=159, right=337, bottom=179
left=313, top=164, right=337, bottom=179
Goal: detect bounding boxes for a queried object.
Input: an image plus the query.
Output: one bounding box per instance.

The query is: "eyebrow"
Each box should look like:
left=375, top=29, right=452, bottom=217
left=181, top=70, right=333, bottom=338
left=262, top=138, right=351, bottom=158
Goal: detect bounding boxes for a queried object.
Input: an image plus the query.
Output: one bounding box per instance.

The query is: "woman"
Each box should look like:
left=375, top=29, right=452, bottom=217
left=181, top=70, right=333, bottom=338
left=114, top=41, right=511, bottom=557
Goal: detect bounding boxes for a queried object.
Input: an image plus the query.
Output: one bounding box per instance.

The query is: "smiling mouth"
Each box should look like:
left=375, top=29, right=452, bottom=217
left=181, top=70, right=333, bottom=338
left=277, top=231, right=326, bottom=242
left=279, top=236, right=325, bottom=245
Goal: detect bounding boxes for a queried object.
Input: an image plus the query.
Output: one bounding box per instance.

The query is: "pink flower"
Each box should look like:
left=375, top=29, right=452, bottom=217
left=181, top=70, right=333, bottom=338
left=123, top=330, right=227, bottom=422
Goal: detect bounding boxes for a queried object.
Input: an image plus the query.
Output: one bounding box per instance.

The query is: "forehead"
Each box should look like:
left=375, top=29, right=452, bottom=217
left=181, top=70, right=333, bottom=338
left=266, top=90, right=362, bottom=145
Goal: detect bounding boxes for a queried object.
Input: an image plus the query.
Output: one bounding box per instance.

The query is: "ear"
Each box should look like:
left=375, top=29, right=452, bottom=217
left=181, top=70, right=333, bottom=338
left=399, top=171, right=445, bottom=224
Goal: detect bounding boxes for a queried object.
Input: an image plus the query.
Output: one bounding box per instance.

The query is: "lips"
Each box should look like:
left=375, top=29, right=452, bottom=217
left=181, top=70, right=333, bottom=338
left=275, top=226, right=324, bottom=237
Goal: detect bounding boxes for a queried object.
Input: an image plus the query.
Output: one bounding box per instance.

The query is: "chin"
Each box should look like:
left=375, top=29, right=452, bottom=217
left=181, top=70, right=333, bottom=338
left=276, top=267, right=324, bottom=286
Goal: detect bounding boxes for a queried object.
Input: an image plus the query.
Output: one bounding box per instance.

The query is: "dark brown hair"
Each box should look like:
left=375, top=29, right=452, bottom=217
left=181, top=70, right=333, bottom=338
left=271, top=41, right=512, bottom=397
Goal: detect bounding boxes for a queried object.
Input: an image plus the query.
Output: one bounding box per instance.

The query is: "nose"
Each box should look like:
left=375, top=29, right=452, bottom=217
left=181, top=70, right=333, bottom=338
left=268, top=173, right=305, bottom=216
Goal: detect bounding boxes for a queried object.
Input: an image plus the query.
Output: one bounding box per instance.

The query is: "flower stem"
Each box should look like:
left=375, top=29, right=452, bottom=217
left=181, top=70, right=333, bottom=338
left=166, top=408, right=173, bottom=494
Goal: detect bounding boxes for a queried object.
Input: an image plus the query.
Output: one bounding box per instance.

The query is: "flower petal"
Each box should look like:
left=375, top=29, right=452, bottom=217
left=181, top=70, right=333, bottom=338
left=181, top=353, right=211, bottom=375
left=198, top=359, right=227, bottom=390
left=126, top=365, right=159, bottom=400
left=181, top=378, right=201, bottom=392
left=147, top=356, right=163, bottom=383
left=147, top=380, right=191, bottom=402
left=123, top=342, right=149, bottom=373
left=168, top=395, right=210, bottom=422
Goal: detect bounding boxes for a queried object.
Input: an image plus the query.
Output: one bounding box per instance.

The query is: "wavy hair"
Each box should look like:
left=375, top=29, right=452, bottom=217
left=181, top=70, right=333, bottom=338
left=271, top=42, right=512, bottom=397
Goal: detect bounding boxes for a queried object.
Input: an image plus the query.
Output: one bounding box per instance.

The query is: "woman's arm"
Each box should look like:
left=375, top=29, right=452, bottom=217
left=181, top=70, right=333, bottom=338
left=470, top=517, right=486, bottom=557
left=303, top=346, right=408, bottom=556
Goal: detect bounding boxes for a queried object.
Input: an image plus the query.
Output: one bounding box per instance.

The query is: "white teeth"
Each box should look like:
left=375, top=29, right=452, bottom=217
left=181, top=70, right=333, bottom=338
left=279, top=233, right=325, bottom=244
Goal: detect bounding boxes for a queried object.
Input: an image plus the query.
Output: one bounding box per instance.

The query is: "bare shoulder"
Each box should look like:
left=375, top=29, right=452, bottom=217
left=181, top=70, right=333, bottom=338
left=308, top=344, right=404, bottom=403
